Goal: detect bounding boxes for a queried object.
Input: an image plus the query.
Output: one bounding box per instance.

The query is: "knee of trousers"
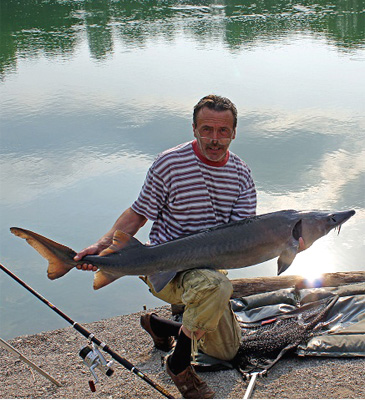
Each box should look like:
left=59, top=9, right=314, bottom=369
left=180, top=270, right=233, bottom=333
left=181, top=269, right=233, bottom=304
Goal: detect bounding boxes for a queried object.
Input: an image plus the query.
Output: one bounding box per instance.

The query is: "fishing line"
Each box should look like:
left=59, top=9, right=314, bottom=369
left=0, top=263, right=174, bottom=399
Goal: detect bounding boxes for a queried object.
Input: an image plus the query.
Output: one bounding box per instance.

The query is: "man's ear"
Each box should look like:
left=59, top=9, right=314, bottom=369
left=192, top=123, right=198, bottom=138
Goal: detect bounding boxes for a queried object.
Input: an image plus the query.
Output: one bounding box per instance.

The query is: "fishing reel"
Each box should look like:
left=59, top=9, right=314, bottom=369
left=79, top=343, right=114, bottom=392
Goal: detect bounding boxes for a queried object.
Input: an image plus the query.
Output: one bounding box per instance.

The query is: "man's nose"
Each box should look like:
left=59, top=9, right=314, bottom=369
left=211, top=130, right=220, bottom=140
left=209, top=138, right=220, bottom=146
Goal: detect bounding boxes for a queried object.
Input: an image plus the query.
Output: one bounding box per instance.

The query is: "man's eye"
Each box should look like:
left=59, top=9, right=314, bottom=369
left=220, top=128, right=230, bottom=135
left=202, top=127, right=212, bottom=134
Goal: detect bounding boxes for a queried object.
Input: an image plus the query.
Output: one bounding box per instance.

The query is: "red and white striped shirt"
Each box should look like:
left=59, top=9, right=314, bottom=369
left=132, top=140, right=257, bottom=246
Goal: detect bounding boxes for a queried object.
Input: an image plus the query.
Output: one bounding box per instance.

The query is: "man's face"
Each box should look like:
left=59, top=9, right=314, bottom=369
left=193, top=107, right=236, bottom=162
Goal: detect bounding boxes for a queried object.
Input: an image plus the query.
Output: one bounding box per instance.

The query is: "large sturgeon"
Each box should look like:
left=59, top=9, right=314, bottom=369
left=10, top=209, right=355, bottom=291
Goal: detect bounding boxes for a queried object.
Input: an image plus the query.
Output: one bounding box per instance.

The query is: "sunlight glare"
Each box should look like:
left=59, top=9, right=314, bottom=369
left=289, top=237, right=337, bottom=285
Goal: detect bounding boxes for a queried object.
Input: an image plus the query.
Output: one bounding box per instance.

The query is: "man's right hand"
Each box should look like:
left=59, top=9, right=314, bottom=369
left=74, top=243, right=106, bottom=271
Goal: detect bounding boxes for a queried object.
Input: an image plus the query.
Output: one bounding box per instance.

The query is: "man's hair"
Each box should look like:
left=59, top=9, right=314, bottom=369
left=193, top=94, right=238, bottom=128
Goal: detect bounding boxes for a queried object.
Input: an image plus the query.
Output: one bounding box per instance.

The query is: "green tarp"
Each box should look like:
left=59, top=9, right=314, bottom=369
left=193, top=281, right=364, bottom=372
left=232, top=282, right=365, bottom=358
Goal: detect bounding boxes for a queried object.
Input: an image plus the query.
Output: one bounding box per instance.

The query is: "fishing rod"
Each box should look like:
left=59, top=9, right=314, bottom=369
left=0, top=337, right=61, bottom=387
left=0, top=263, right=174, bottom=399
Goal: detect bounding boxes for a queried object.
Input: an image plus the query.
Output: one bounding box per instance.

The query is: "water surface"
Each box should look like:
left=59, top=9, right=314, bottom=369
left=0, top=0, right=364, bottom=340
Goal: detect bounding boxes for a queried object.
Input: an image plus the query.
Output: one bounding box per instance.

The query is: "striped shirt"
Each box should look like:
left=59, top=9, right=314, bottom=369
left=132, top=140, right=257, bottom=246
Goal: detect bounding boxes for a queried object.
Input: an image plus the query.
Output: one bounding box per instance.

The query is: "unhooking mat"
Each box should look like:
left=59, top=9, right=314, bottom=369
left=192, top=281, right=365, bottom=372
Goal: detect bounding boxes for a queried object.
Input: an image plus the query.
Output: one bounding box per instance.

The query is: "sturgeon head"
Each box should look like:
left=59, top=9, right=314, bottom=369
left=277, top=209, right=355, bottom=275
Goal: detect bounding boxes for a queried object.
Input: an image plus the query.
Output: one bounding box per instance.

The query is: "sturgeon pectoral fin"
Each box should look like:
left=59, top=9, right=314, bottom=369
left=148, top=271, right=177, bottom=293
left=10, top=227, right=76, bottom=279
left=93, top=270, right=121, bottom=290
left=277, top=240, right=299, bottom=275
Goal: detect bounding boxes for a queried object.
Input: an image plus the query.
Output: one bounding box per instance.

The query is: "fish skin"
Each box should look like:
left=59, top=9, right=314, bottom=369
left=10, top=209, right=355, bottom=291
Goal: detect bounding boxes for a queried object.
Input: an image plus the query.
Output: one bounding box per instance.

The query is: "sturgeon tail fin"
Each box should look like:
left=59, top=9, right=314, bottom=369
left=10, top=227, right=76, bottom=280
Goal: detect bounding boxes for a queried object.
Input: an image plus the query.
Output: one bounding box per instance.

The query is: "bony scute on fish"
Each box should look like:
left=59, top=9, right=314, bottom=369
left=10, top=209, right=355, bottom=292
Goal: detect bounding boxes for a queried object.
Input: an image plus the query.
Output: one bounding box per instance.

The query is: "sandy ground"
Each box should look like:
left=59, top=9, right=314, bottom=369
left=1, top=305, right=364, bottom=399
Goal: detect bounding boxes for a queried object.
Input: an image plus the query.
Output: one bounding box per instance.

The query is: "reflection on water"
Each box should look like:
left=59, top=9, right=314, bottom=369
left=1, top=0, right=364, bottom=77
left=0, top=1, right=364, bottom=340
left=0, top=150, right=152, bottom=205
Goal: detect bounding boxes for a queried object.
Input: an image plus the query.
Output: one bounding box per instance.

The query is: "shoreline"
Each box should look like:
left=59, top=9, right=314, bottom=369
left=1, top=305, right=364, bottom=399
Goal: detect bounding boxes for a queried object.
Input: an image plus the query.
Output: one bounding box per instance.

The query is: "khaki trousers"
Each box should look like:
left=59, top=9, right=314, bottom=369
left=146, top=269, right=241, bottom=361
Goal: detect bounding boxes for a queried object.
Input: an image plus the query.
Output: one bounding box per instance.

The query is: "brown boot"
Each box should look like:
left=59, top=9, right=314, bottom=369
left=140, top=313, right=175, bottom=352
left=166, top=355, right=215, bottom=399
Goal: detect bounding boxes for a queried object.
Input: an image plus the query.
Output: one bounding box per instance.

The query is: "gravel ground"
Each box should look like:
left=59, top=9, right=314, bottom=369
left=1, top=305, right=364, bottom=399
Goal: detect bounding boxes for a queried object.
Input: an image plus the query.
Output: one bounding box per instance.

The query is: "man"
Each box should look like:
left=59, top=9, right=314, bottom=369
left=75, top=95, right=257, bottom=398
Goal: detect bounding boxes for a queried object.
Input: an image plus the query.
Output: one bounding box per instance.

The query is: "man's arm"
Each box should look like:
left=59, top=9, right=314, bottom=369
left=74, top=207, right=147, bottom=270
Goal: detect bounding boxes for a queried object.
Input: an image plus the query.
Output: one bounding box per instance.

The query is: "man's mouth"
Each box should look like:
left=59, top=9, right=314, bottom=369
left=207, top=145, right=223, bottom=151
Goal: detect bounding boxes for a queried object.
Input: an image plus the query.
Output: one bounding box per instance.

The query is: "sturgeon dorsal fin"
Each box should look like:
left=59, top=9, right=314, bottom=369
left=99, top=230, right=142, bottom=256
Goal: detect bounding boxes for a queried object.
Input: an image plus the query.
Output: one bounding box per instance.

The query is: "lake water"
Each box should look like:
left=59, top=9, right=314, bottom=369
left=0, top=0, right=364, bottom=340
